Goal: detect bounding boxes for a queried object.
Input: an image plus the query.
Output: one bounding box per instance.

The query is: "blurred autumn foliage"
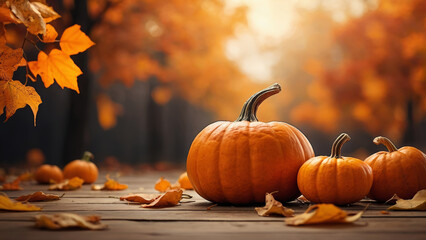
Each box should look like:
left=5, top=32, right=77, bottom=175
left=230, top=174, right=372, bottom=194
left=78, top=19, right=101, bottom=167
left=279, top=0, right=426, bottom=142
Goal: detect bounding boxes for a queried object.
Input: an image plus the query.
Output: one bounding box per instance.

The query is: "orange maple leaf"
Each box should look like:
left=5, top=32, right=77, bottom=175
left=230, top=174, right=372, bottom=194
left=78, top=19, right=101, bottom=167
left=0, top=42, right=24, bottom=80
left=0, top=80, right=42, bottom=125
left=42, top=24, right=58, bottom=43
left=60, top=24, right=95, bottom=55
left=28, top=49, right=82, bottom=93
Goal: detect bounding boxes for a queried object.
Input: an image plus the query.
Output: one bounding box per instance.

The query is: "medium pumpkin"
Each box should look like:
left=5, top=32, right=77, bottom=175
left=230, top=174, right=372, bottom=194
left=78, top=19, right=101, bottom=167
left=187, top=83, right=314, bottom=204
left=63, top=152, right=98, bottom=184
left=297, top=133, right=373, bottom=205
left=365, top=136, right=426, bottom=202
left=34, top=164, right=63, bottom=184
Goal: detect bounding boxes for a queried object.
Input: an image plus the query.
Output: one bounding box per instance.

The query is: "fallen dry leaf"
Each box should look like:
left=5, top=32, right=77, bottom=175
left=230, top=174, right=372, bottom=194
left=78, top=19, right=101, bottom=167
left=388, top=189, right=426, bottom=211
left=16, top=191, right=61, bottom=202
left=177, top=172, right=193, bottom=190
left=49, top=177, right=83, bottom=190
left=28, top=49, right=82, bottom=93
left=92, top=175, right=128, bottom=190
left=0, top=193, right=41, bottom=211
left=120, top=193, right=160, bottom=204
left=1, top=178, right=23, bottom=190
left=141, top=189, right=183, bottom=208
left=285, top=204, right=364, bottom=226
left=60, top=24, right=95, bottom=55
left=154, top=177, right=171, bottom=192
left=255, top=192, right=294, bottom=217
left=35, top=213, right=107, bottom=230
left=17, top=172, right=33, bottom=181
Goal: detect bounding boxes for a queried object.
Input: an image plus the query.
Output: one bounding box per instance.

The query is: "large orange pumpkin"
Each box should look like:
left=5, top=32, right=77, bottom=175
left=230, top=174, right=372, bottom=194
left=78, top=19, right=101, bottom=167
left=186, top=84, right=314, bottom=204
left=297, top=133, right=373, bottom=205
left=63, top=152, right=98, bottom=184
left=34, top=164, right=63, bottom=184
left=365, top=136, right=426, bottom=202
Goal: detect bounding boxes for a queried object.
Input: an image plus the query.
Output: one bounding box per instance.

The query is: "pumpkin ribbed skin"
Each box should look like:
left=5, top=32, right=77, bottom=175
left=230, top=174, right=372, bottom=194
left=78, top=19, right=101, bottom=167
left=187, top=84, right=314, bottom=204
left=34, top=164, right=63, bottom=184
left=297, top=134, right=373, bottom=205
left=63, top=152, right=98, bottom=184
left=365, top=136, right=426, bottom=202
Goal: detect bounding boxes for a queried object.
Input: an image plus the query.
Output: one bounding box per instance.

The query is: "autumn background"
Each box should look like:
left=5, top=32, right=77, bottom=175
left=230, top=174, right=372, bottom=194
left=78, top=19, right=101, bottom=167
left=0, top=0, right=425, bottom=172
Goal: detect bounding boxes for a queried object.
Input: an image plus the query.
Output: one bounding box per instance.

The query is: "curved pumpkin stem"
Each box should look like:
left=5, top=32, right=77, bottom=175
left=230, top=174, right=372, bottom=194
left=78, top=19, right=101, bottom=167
left=373, top=136, right=398, bottom=152
left=82, top=151, right=94, bottom=162
left=236, top=83, right=281, bottom=122
left=330, top=133, right=351, bottom=158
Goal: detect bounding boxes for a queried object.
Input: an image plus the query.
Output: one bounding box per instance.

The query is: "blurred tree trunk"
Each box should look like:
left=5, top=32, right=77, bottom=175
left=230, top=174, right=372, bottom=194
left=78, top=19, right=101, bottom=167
left=62, top=1, right=92, bottom=163
left=147, top=79, right=162, bottom=163
left=403, top=99, right=415, bottom=145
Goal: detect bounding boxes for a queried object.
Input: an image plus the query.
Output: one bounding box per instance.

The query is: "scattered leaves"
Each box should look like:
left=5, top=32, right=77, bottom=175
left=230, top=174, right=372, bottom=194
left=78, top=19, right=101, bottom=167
left=16, top=191, right=62, bottom=202
left=49, top=177, right=84, bottom=190
left=28, top=49, right=82, bottom=93
left=255, top=192, right=294, bottom=217
left=154, top=177, right=171, bottom=192
left=285, top=204, right=364, bottom=226
left=120, top=193, right=159, bottom=204
left=0, top=193, right=41, bottom=211
left=1, top=178, right=22, bottom=190
left=35, top=213, right=107, bottom=230
left=92, top=175, right=128, bottom=190
left=388, top=189, right=426, bottom=211
left=177, top=172, right=193, bottom=190
left=141, top=189, right=183, bottom=208
left=60, top=24, right=95, bottom=55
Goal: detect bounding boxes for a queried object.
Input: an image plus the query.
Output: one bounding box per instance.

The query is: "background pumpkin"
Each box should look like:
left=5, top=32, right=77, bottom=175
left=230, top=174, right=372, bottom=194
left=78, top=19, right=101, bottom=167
left=365, top=136, right=426, bottom=202
left=187, top=83, right=314, bottom=204
left=34, top=164, right=63, bottom=184
left=63, top=152, right=98, bottom=184
left=297, top=133, right=373, bottom=205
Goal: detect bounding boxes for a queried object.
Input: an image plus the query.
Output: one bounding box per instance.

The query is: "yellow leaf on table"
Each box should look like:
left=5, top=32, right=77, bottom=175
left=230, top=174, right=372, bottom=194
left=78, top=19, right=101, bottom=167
left=28, top=49, right=82, bottom=93
left=35, top=213, right=107, bottom=230
left=0, top=80, right=41, bottom=125
left=255, top=192, right=294, bottom=217
left=60, top=24, right=95, bottom=55
left=42, top=24, right=58, bottom=42
left=155, top=177, right=171, bottom=192
left=16, top=191, right=61, bottom=202
left=49, top=177, right=84, bottom=191
left=388, top=189, right=426, bottom=211
left=1, top=178, right=23, bottom=190
left=285, top=204, right=364, bottom=226
left=141, top=189, right=183, bottom=208
left=120, top=193, right=160, bottom=204
left=177, top=172, right=193, bottom=190
left=0, top=193, right=41, bottom=211
left=92, top=175, right=127, bottom=191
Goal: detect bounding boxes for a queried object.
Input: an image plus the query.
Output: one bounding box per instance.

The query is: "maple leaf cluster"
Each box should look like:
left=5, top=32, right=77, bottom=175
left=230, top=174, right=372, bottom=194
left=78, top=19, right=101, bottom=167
left=0, top=0, right=94, bottom=125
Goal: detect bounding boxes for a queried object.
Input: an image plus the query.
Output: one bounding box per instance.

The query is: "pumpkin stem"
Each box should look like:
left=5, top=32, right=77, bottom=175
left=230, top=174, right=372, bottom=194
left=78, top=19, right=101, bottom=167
left=330, top=133, right=351, bottom=158
left=82, top=151, right=94, bottom=162
left=236, top=83, right=281, bottom=122
left=373, top=136, right=398, bottom=152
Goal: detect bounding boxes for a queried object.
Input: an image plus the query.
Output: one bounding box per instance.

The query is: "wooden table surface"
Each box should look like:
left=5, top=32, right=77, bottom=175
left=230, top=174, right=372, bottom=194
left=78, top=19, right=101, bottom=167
left=1, top=171, right=425, bottom=240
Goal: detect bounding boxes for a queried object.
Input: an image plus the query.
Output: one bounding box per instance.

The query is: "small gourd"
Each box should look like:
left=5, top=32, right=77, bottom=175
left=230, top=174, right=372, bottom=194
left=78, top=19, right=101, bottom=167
left=63, top=151, right=98, bottom=184
left=297, top=133, right=373, bottom=205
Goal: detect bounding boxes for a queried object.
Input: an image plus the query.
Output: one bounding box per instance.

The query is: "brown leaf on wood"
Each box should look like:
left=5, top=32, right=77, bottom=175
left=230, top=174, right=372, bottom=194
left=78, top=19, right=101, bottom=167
left=1, top=178, right=23, bottom=190
left=120, top=193, right=160, bottom=204
left=285, top=204, right=364, bottom=226
left=154, top=177, right=171, bottom=192
left=16, top=191, right=61, bottom=202
left=141, top=189, right=183, bottom=208
left=255, top=192, right=294, bottom=217
left=35, top=213, right=107, bottom=230
left=49, top=177, right=83, bottom=190
left=0, top=193, right=41, bottom=211
left=388, top=189, right=426, bottom=211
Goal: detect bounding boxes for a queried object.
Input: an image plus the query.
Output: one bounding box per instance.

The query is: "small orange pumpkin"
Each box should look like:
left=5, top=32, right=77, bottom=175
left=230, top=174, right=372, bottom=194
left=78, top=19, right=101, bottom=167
left=187, top=84, right=314, bottom=204
left=365, top=136, right=426, bottom=202
left=63, top=152, right=98, bottom=184
left=34, top=164, right=63, bottom=184
left=297, top=133, right=373, bottom=205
